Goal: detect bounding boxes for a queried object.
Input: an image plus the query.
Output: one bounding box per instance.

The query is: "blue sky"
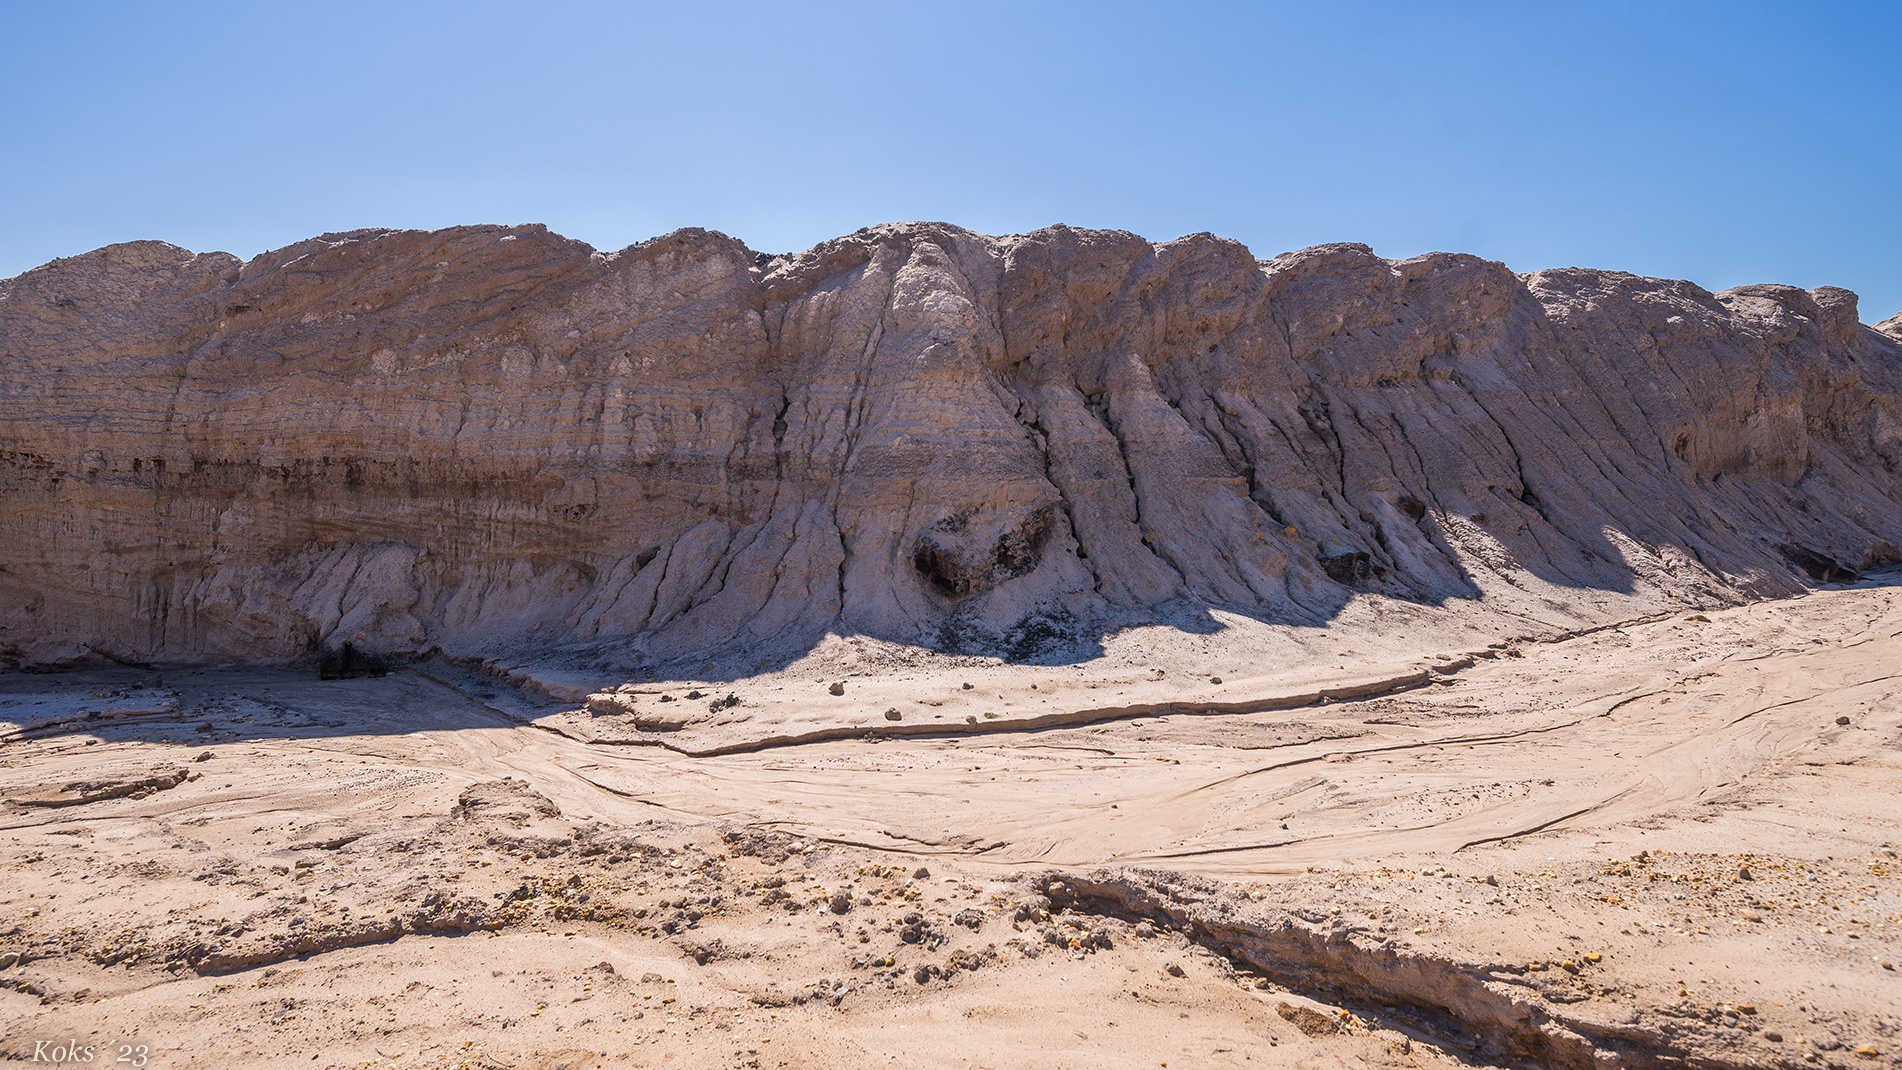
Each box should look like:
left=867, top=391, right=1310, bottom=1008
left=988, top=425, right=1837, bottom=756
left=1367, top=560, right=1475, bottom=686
left=4, top=1, right=1899, bottom=319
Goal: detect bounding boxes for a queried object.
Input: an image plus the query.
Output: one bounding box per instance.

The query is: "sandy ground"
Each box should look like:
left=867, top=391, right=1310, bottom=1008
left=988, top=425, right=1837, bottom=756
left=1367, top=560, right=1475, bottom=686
left=1, top=580, right=1899, bottom=1069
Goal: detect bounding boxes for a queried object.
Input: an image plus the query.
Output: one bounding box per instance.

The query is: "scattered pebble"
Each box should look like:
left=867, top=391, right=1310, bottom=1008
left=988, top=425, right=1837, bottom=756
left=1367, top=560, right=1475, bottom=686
left=828, top=682, right=845, bottom=695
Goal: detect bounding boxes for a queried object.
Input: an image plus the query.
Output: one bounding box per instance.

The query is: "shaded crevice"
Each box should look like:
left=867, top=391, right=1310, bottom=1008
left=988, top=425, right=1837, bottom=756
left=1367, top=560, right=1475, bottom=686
left=1450, top=375, right=1610, bottom=590
left=1040, top=870, right=1743, bottom=1070
left=1012, top=398, right=1103, bottom=597
left=1091, top=387, right=1187, bottom=588
left=1382, top=414, right=1483, bottom=599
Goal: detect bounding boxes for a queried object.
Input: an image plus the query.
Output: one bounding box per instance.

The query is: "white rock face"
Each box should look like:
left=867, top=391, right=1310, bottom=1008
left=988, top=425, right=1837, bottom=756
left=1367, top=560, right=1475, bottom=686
left=1, top=222, right=1898, bottom=671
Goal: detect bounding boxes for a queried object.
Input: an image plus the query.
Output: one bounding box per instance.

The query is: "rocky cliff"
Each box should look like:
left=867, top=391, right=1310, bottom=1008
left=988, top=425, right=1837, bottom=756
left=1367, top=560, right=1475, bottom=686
left=2, top=222, right=1899, bottom=673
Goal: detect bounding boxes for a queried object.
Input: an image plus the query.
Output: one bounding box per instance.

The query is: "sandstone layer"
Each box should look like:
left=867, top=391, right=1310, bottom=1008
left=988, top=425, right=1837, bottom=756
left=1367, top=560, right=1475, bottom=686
left=2, top=223, right=1900, bottom=675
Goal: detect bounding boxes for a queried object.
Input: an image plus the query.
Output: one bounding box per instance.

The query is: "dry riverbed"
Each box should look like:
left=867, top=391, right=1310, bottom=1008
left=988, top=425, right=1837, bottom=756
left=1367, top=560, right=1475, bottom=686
left=1, top=581, right=1900, bottom=1069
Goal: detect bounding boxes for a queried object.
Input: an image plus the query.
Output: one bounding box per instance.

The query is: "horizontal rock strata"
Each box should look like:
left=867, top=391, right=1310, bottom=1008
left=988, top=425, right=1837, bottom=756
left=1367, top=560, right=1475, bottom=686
left=1, top=223, right=1899, bottom=670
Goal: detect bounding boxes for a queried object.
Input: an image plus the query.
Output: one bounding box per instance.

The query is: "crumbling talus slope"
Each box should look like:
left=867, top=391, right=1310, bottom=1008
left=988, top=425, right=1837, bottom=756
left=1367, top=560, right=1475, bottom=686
left=1, top=223, right=1899, bottom=670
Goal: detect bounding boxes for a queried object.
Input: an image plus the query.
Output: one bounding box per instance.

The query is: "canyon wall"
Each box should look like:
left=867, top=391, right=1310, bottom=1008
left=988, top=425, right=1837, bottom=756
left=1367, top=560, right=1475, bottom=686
left=2, top=222, right=1899, bottom=671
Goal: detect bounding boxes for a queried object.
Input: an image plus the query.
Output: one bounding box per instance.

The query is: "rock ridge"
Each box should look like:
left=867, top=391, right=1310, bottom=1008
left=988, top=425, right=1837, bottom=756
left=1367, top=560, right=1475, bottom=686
left=2, top=221, right=1899, bottom=672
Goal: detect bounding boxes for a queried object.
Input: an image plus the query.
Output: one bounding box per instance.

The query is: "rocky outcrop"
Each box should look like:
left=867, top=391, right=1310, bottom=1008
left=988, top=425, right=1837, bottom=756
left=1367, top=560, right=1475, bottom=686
left=2, top=223, right=1899, bottom=671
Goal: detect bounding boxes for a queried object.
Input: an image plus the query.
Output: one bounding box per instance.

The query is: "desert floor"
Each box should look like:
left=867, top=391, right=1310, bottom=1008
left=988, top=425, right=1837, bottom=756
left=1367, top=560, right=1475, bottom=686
left=2, top=578, right=1899, bottom=1069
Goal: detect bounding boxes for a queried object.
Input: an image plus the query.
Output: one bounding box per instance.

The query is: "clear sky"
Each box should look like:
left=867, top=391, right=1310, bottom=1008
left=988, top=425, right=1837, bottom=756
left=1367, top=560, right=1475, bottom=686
left=4, top=1, right=1899, bottom=320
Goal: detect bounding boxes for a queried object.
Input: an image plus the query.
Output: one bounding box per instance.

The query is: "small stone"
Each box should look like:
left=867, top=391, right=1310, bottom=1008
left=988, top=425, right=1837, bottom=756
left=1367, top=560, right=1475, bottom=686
left=1853, top=1046, right=1879, bottom=1059
left=641, top=972, right=663, bottom=983
left=884, top=708, right=902, bottom=721
left=0, top=951, right=19, bottom=969
left=1738, top=866, right=1754, bottom=880
left=1584, top=952, right=1602, bottom=963
left=1210, top=677, right=1223, bottom=685
left=1163, top=962, right=1187, bottom=977
left=961, top=682, right=973, bottom=690
left=1742, top=910, right=1763, bottom=922
left=828, top=681, right=845, bottom=695
left=1275, top=1002, right=1339, bottom=1037
left=829, top=894, right=852, bottom=914
left=912, top=965, right=931, bottom=983
left=1763, top=1031, right=1784, bottom=1043
left=1737, top=1004, right=1756, bottom=1014
left=192, top=751, right=214, bottom=762
left=1880, top=961, right=1894, bottom=970
left=1835, top=716, right=1852, bottom=726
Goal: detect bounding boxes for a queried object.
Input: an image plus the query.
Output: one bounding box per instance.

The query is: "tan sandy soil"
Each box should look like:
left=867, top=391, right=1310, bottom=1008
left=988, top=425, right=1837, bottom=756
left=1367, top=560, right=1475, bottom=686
left=1, top=578, right=1899, bottom=1069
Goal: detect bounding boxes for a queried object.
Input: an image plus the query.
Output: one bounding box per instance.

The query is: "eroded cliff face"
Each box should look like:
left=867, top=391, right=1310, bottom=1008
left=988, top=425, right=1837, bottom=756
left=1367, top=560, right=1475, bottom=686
left=2, top=222, right=1899, bottom=671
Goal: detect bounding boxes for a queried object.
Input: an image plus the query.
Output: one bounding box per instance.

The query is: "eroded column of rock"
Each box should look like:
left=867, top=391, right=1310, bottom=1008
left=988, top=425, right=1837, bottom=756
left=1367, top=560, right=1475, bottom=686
left=1, top=222, right=1897, bottom=670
